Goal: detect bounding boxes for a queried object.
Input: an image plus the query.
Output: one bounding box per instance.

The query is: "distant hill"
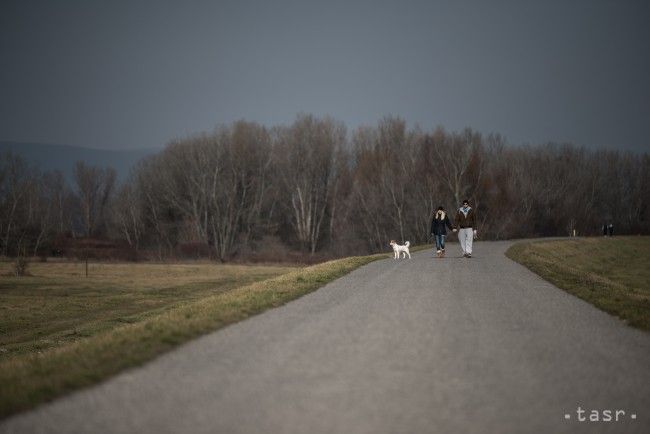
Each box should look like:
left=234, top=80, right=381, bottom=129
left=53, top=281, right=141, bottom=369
left=0, top=141, right=161, bottom=182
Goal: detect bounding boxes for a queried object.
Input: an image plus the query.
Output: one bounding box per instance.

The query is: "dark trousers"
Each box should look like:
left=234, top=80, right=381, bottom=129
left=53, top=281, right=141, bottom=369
left=434, top=234, right=446, bottom=251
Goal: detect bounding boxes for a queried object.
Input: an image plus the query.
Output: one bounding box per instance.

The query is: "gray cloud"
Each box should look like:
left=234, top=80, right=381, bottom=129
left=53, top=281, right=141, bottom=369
left=1, top=0, right=649, bottom=151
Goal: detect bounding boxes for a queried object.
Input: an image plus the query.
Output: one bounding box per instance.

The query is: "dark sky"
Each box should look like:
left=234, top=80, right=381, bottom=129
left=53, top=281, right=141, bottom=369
left=1, top=0, right=649, bottom=151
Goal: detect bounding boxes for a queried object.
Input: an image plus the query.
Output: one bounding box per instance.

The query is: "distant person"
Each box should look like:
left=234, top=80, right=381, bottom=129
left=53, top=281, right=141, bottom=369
left=430, top=206, right=453, bottom=258
left=608, top=223, right=614, bottom=236
left=602, top=223, right=608, bottom=236
left=454, top=199, right=477, bottom=258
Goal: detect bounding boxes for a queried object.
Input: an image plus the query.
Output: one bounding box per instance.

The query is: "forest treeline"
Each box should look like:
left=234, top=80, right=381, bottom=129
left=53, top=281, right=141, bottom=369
left=1, top=115, right=648, bottom=261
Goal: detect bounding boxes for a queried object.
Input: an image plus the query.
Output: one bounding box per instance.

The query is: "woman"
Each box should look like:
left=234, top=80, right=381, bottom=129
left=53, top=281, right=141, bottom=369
left=430, top=206, right=453, bottom=258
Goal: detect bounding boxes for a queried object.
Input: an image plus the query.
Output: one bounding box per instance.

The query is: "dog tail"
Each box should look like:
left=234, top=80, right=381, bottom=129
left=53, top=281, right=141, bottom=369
left=405, top=241, right=410, bottom=247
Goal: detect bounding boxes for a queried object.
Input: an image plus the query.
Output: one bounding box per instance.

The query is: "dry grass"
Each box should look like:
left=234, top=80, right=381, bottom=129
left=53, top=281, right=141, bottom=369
left=0, top=254, right=387, bottom=419
left=0, top=261, right=294, bottom=359
left=506, top=236, right=650, bottom=330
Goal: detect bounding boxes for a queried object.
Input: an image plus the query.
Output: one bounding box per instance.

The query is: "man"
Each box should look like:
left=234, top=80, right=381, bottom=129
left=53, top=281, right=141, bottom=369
left=453, top=199, right=477, bottom=258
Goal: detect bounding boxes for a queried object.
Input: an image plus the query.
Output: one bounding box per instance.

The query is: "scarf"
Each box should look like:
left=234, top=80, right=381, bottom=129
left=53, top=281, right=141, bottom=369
left=460, top=206, right=471, bottom=217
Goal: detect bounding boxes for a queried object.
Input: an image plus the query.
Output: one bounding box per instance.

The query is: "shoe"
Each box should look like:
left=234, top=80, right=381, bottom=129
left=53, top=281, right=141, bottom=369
left=462, top=253, right=467, bottom=258
left=466, top=253, right=472, bottom=258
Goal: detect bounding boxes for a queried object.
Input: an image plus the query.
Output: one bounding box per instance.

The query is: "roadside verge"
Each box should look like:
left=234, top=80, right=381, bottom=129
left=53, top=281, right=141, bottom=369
left=0, top=253, right=387, bottom=419
left=506, top=237, right=649, bottom=332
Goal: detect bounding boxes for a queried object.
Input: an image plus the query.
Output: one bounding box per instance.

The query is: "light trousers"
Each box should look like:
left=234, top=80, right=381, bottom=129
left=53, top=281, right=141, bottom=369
left=458, top=227, right=473, bottom=254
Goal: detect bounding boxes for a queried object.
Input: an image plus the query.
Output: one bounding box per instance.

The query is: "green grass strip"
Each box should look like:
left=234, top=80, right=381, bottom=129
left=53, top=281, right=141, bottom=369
left=506, top=237, right=650, bottom=331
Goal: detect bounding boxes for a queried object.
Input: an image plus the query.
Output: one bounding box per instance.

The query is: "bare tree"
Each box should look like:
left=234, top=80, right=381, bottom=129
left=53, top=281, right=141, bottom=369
left=432, top=127, right=485, bottom=206
left=350, top=117, right=425, bottom=249
left=73, top=161, right=116, bottom=237
left=112, top=182, right=144, bottom=251
left=0, top=153, right=32, bottom=256
left=43, top=170, right=74, bottom=235
left=145, top=121, right=272, bottom=260
left=274, top=114, right=346, bottom=254
left=208, top=121, right=273, bottom=259
left=134, top=156, right=179, bottom=259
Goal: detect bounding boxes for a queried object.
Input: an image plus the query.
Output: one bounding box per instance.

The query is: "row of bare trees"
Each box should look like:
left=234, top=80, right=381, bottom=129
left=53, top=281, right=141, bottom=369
left=0, top=154, right=116, bottom=257
left=1, top=114, right=648, bottom=260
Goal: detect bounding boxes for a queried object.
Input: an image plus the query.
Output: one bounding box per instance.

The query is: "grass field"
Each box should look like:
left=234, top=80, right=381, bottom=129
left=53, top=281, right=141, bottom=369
left=0, top=261, right=295, bottom=360
left=0, top=254, right=387, bottom=418
left=506, top=236, right=650, bottom=331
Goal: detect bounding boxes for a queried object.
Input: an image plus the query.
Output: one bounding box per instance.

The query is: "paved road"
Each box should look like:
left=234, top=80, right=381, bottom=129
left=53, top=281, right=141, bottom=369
left=2, top=241, right=649, bottom=434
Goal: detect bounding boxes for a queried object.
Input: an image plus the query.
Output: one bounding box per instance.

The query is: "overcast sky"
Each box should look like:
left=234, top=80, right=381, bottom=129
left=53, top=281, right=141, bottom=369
left=1, top=0, right=649, bottom=151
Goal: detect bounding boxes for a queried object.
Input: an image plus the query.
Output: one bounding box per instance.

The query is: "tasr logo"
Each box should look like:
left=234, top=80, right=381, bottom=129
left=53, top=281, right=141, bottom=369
left=564, top=407, right=637, bottom=423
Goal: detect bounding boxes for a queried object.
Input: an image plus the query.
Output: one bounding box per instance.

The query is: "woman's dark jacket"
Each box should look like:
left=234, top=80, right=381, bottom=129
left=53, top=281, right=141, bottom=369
left=430, top=213, right=454, bottom=236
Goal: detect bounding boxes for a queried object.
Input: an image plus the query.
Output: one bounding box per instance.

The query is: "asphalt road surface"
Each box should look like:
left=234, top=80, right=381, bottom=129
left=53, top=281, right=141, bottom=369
left=2, top=241, right=649, bottom=434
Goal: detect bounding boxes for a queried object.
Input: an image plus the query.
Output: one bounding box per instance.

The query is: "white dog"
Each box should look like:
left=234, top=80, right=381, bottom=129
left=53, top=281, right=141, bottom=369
left=389, top=240, right=411, bottom=259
